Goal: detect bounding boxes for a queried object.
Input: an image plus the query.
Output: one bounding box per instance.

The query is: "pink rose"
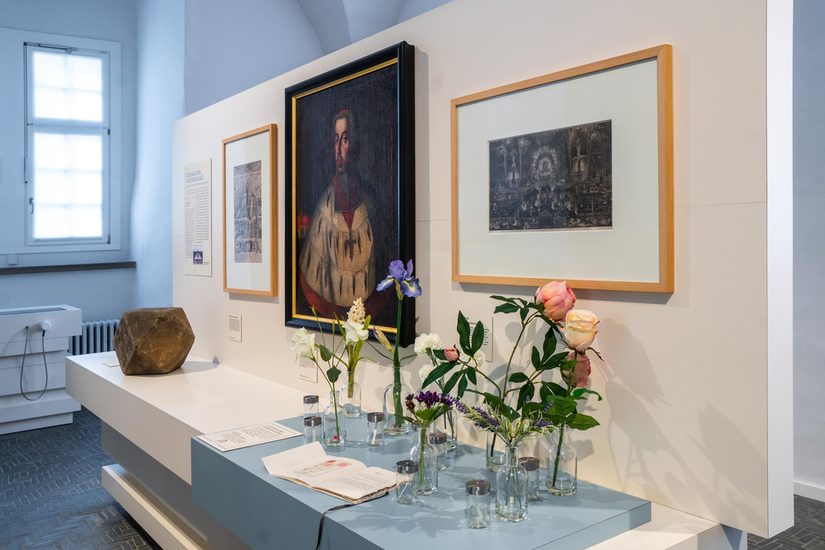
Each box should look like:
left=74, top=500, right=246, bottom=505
left=563, top=309, right=599, bottom=351
left=568, top=351, right=592, bottom=387
left=535, top=281, right=576, bottom=321
left=444, top=347, right=460, bottom=362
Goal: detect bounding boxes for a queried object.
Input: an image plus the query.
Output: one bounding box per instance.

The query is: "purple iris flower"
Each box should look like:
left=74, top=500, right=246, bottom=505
left=376, top=259, right=422, bottom=298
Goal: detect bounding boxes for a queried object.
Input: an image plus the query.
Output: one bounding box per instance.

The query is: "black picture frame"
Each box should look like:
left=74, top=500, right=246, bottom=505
left=285, top=42, right=415, bottom=347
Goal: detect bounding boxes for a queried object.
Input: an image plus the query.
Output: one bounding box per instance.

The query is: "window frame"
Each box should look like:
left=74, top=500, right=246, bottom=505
left=2, top=31, right=123, bottom=255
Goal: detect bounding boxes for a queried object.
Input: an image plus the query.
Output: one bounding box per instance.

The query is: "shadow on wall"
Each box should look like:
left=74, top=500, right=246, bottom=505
left=599, top=319, right=765, bottom=530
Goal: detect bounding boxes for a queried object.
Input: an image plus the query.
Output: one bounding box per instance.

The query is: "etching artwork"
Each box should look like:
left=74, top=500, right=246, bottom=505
left=233, top=160, right=262, bottom=263
left=489, top=120, right=612, bottom=231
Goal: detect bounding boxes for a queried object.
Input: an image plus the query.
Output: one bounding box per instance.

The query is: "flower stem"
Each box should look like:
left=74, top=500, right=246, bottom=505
left=347, top=370, right=355, bottom=399
left=332, top=388, right=341, bottom=441
left=551, top=423, right=565, bottom=488
left=392, top=299, right=404, bottom=428
left=417, top=424, right=427, bottom=489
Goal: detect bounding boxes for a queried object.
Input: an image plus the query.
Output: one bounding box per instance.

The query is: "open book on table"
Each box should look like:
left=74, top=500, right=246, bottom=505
left=262, top=442, right=396, bottom=504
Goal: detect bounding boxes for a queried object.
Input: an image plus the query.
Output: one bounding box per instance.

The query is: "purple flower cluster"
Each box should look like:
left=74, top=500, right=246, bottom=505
left=406, top=391, right=451, bottom=411
left=471, top=406, right=500, bottom=429
left=450, top=397, right=469, bottom=414
left=533, top=418, right=551, bottom=429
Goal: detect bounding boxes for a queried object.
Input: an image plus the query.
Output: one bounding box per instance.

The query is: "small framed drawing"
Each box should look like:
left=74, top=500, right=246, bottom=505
left=223, top=124, right=277, bottom=296
left=285, top=42, right=415, bottom=345
left=451, top=45, right=673, bottom=293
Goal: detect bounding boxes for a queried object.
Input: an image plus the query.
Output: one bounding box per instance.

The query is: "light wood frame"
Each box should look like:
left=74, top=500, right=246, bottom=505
left=222, top=124, right=278, bottom=296
left=451, top=45, right=673, bottom=293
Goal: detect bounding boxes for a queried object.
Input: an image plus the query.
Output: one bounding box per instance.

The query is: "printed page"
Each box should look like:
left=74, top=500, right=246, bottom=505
left=199, top=421, right=302, bottom=452
left=313, top=467, right=397, bottom=502
left=262, top=442, right=365, bottom=487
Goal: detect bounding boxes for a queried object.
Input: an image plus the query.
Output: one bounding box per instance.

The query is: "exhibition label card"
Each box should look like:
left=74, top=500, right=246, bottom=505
left=184, top=159, right=213, bottom=276
left=198, top=421, right=301, bottom=452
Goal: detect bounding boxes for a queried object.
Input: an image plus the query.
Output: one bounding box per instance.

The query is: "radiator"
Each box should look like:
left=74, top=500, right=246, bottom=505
left=69, top=319, right=119, bottom=355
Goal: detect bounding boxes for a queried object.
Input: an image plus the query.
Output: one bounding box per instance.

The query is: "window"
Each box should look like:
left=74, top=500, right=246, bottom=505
left=25, top=44, right=110, bottom=243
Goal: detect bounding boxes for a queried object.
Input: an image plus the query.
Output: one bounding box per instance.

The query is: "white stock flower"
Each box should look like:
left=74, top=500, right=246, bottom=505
left=413, top=333, right=442, bottom=355
left=291, top=328, right=316, bottom=362
left=343, top=319, right=369, bottom=344
left=346, top=298, right=366, bottom=325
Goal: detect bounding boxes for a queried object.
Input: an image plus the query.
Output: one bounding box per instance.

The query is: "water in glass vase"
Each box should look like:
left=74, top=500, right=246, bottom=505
left=341, top=377, right=362, bottom=418
left=323, top=389, right=347, bottom=448
left=409, top=424, right=438, bottom=495
left=495, top=444, right=528, bottom=522
left=546, top=425, right=577, bottom=496
left=382, top=382, right=413, bottom=436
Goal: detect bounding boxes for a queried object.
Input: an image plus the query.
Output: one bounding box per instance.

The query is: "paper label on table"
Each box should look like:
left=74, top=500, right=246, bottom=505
left=198, top=421, right=301, bottom=452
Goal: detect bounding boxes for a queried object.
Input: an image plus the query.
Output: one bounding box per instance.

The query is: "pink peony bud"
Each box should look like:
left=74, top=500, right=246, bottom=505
left=444, top=347, right=460, bottom=362
left=567, top=351, right=592, bottom=387
left=535, top=281, right=576, bottom=322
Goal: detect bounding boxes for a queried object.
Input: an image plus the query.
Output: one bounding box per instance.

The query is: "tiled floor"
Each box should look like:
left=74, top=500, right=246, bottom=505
left=1, top=407, right=824, bottom=549
left=0, top=407, right=158, bottom=549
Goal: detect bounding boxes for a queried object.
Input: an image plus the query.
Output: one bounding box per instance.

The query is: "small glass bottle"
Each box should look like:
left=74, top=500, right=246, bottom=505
left=410, top=424, right=438, bottom=495
left=465, top=479, right=491, bottom=529
left=303, top=395, right=319, bottom=418
left=496, top=444, right=528, bottom=522
left=383, top=382, right=415, bottom=436
left=429, top=431, right=449, bottom=471
left=304, top=415, right=322, bottom=444
left=519, top=456, right=540, bottom=501
left=323, top=389, right=347, bottom=448
left=366, top=412, right=385, bottom=446
left=396, top=460, right=418, bottom=505
left=342, top=378, right=362, bottom=418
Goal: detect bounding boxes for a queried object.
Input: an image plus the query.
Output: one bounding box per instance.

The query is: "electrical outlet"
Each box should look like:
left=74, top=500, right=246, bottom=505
left=228, top=314, right=242, bottom=342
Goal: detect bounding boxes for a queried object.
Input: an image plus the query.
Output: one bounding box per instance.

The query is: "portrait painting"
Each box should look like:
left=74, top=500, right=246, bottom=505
left=285, top=42, right=415, bottom=345
left=489, top=121, right=612, bottom=232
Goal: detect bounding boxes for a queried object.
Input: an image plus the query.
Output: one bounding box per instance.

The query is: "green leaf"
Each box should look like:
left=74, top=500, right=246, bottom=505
left=567, top=413, right=600, bottom=431
left=432, top=349, right=447, bottom=361
left=471, top=321, right=485, bottom=354
left=423, top=362, right=455, bottom=388
left=457, top=312, right=471, bottom=353
left=443, top=370, right=464, bottom=394
left=494, top=302, right=520, bottom=314
left=572, top=388, right=603, bottom=401
left=531, top=346, right=541, bottom=370
left=508, top=372, right=529, bottom=384
left=544, top=382, right=568, bottom=396
left=490, top=295, right=515, bottom=303
left=458, top=376, right=468, bottom=398
left=553, top=398, right=577, bottom=417
left=327, top=367, right=340, bottom=384
left=465, top=367, right=477, bottom=385
left=541, top=351, right=570, bottom=370
left=521, top=401, right=542, bottom=416
left=318, top=345, right=333, bottom=362
left=517, top=382, right=535, bottom=410
left=542, top=329, right=557, bottom=358
left=519, top=305, right=528, bottom=322
left=483, top=393, right=519, bottom=421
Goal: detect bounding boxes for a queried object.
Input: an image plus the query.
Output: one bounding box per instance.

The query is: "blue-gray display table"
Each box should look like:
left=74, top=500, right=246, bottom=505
left=191, top=417, right=650, bottom=550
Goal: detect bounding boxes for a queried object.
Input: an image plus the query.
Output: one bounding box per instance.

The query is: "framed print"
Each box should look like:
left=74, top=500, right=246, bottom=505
left=285, top=42, right=415, bottom=345
left=223, top=124, right=277, bottom=296
left=451, top=44, right=673, bottom=293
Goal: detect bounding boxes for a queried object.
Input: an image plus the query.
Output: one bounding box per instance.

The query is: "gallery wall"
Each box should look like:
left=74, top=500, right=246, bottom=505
left=171, top=0, right=793, bottom=537
left=793, top=0, right=825, bottom=502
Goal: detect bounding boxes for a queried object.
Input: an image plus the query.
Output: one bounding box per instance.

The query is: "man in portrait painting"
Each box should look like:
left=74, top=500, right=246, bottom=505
left=299, top=109, right=380, bottom=317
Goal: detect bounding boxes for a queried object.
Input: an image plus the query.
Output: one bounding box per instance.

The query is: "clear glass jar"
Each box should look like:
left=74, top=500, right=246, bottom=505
left=396, top=460, right=418, bottom=505
left=409, top=424, right=438, bottom=495
left=437, top=409, right=458, bottom=459
left=519, top=456, right=540, bottom=501
left=465, top=479, right=491, bottom=529
left=429, top=431, right=449, bottom=471
left=303, top=395, right=319, bottom=418
left=546, top=425, right=577, bottom=496
left=342, top=377, right=362, bottom=418
left=323, top=389, right=347, bottom=448
left=366, top=412, right=385, bottom=446
left=383, top=382, right=414, bottom=436
left=496, top=443, right=528, bottom=522
left=304, top=415, right=322, bottom=444
left=486, top=431, right=506, bottom=471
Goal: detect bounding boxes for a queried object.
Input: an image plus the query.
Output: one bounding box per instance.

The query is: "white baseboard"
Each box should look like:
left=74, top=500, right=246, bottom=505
left=795, top=479, right=825, bottom=503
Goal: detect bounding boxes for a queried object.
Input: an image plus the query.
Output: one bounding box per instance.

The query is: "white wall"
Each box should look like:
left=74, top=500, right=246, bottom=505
left=793, top=0, right=825, bottom=503
left=171, top=0, right=793, bottom=537
left=131, top=0, right=185, bottom=308
left=183, top=0, right=323, bottom=114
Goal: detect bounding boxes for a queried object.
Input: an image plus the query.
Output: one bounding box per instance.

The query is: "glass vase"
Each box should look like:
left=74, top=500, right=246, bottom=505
left=486, top=431, right=507, bottom=471
left=341, top=374, right=362, bottom=418
left=437, top=409, right=458, bottom=459
left=383, top=382, right=413, bottom=436
left=409, top=423, right=438, bottom=495
left=323, top=389, right=347, bottom=448
left=547, top=425, right=577, bottom=496
left=496, top=443, right=528, bottom=522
